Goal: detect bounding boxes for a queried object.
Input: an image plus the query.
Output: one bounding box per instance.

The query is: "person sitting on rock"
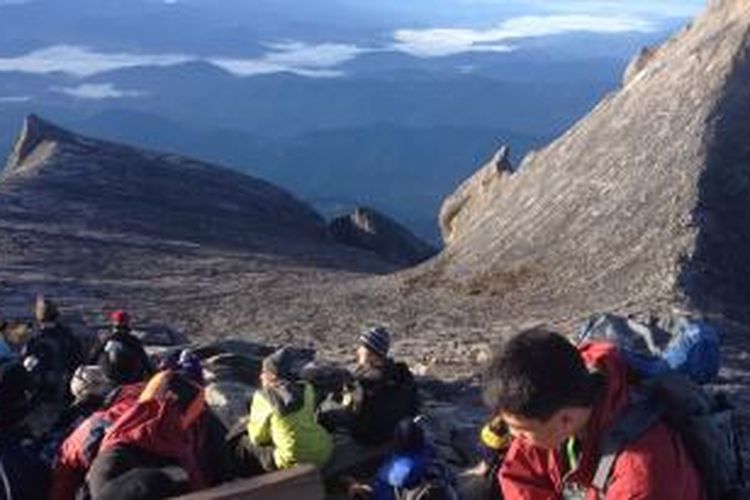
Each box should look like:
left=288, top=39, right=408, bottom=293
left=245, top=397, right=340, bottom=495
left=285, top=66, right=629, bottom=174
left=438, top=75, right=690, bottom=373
left=348, top=327, right=420, bottom=446
left=22, top=296, right=84, bottom=402
left=0, top=359, right=50, bottom=500
left=85, top=367, right=227, bottom=500
left=50, top=381, right=145, bottom=500
left=88, top=310, right=152, bottom=385
left=234, top=346, right=333, bottom=475
left=483, top=327, right=704, bottom=500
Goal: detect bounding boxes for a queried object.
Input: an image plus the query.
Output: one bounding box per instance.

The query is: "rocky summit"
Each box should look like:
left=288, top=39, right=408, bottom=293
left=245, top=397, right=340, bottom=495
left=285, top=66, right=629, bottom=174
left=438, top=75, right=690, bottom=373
left=422, top=0, right=750, bottom=325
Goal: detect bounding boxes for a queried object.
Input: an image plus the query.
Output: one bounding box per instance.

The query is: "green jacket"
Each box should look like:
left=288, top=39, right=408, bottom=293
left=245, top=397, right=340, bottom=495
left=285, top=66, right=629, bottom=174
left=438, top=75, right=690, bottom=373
left=247, top=380, right=333, bottom=469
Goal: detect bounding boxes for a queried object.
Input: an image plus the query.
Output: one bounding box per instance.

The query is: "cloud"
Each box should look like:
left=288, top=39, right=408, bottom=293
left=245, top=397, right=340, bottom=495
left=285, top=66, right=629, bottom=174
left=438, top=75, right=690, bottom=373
left=211, top=42, right=369, bottom=77
left=0, top=43, right=367, bottom=79
left=0, top=45, right=191, bottom=78
left=0, top=95, right=31, bottom=103
left=54, top=83, right=146, bottom=99
left=392, top=14, right=655, bottom=57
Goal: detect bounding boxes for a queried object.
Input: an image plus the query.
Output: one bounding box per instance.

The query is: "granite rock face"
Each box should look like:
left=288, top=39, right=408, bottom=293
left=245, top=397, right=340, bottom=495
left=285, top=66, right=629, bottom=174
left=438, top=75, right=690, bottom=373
left=329, top=207, right=437, bottom=267
left=424, top=1, right=750, bottom=321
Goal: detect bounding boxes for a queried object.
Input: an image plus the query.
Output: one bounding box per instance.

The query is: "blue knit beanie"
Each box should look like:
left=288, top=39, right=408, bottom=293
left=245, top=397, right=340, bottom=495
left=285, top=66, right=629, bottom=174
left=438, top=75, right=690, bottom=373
left=359, top=326, right=391, bottom=358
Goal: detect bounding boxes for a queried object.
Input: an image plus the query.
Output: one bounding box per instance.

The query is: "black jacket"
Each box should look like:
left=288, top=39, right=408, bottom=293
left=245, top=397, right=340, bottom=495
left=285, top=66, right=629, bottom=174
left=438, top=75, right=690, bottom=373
left=88, top=329, right=152, bottom=385
left=0, top=430, right=50, bottom=500
left=351, top=360, right=420, bottom=446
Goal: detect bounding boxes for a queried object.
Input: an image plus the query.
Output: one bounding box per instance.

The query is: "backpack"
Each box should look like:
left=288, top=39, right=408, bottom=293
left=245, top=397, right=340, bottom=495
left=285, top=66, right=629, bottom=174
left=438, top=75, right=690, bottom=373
left=592, top=369, right=746, bottom=499
left=578, top=313, right=721, bottom=384
left=395, top=461, right=460, bottom=500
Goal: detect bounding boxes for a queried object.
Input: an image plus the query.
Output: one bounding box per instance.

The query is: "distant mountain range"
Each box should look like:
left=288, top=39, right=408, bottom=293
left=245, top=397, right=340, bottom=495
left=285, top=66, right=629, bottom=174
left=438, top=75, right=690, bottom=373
left=0, top=0, right=695, bottom=241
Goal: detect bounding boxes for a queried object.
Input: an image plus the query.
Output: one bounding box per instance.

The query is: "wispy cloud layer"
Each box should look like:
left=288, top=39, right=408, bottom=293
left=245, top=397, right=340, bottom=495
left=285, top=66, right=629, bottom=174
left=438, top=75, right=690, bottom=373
left=0, top=45, right=190, bottom=77
left=393, top=14, right=654, bottom=57
left=0, top=12, right=660, bottom=78
left=0, top=43, right=367, bottom=79
left=54, top=83, right=146, bottom=99
left=0, top=95, right=31, bottom=103
left=212, top=42, right=368, bottom=77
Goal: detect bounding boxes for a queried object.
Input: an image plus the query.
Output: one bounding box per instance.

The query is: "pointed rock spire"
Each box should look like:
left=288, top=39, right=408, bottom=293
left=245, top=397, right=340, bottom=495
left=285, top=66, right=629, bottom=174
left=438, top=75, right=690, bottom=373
left=4, top=114, right=75, bottom=173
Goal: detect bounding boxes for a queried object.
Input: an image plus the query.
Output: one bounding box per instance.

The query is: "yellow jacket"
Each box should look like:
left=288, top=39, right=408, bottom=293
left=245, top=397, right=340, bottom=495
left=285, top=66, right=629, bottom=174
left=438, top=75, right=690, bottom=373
left=247, top=381, right=333, bottom=469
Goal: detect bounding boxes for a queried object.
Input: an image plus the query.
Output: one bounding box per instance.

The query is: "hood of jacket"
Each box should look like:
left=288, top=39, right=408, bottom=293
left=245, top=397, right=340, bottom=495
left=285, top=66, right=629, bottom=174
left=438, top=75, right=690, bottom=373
left=261, top=379, right=306, bottom=416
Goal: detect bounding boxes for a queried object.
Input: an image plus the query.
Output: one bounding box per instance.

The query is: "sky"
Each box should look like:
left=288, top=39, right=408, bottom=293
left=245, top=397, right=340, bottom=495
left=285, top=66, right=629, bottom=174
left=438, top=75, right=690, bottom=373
left=0, top=0, right=708, bottom=95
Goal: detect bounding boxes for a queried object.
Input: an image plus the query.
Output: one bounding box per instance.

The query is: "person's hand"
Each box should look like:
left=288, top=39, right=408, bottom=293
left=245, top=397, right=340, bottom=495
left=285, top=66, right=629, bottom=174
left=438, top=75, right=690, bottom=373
left=346, top=482, right=372, bottom=500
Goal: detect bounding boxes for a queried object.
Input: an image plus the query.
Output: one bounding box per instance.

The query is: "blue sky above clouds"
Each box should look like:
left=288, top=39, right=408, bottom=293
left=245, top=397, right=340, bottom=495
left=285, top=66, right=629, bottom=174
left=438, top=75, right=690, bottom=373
left=0, top=0, right=707, bottom=88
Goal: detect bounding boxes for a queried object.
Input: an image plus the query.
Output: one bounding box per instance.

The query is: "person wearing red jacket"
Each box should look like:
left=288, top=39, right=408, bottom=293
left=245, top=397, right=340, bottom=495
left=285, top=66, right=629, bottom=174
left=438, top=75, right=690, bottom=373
left=50, top=382, right=144, bottom=500
left=482, top=327, right=705, bottom=500
left=85, top=369, right=228, bottom=500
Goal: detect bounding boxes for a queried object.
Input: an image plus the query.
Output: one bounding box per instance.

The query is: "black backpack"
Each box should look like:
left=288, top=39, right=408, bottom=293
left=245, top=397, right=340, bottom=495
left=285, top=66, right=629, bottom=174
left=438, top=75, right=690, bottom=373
left=592, top=372, right=746, bottom=500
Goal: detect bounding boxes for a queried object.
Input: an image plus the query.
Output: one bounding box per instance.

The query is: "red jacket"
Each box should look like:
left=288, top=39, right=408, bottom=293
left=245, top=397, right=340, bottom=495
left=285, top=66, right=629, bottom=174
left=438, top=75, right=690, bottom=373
left=97, top=371, right=209, bottom=490
left=499, top=342, right=705, bottom=500
left=50, top=383, right=144, bottom=500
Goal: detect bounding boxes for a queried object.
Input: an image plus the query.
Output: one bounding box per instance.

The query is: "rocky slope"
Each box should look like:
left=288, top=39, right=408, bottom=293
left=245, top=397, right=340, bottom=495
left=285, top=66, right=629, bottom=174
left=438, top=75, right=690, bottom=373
left=2, top=4, right=750, bottom=464
left=423, top=0, right=750, bottom=324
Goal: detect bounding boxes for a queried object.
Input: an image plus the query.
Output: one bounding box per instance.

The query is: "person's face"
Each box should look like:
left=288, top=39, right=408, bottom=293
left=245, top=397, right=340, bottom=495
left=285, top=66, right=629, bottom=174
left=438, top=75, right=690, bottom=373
left=500, top=409, right=578, bottom=450
left=260, top=370, right=277, bottom=389
left=356, top=345, right=382, bottom=366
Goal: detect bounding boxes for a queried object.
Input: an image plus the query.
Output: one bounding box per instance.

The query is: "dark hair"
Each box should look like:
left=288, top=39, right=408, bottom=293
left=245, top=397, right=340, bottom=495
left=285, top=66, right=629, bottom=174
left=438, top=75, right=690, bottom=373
left=482, top=327, right=599, bottom=420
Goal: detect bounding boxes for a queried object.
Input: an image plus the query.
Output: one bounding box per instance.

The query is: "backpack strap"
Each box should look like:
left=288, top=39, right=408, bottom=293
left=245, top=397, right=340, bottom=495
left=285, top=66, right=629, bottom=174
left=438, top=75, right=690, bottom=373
left=592, top=391, right=665, bottom=492
left=0, top=456, right=12, bottom=500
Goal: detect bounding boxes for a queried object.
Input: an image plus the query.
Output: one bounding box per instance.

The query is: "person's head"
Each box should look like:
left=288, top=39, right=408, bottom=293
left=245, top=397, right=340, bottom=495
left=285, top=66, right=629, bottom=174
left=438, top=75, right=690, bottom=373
left=261, top=346, right=293, bottom=388
left=99, top=339, right=148, bottom=385
left=109, top=310, right=130, bottom=332
left=393, top=417, right=426, bottom=454
left=34, top=295, right=59, bottom=324
left=0, top=360, right=33, bottom=429
left=357, top=326, right=391, bottom=366
left=70, top=365, right=113, bottom=403
left=482, top=327, right=600, bottom=449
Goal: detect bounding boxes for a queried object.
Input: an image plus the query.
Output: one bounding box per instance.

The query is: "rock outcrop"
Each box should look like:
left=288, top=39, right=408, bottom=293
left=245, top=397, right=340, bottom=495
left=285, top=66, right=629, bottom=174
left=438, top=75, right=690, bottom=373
left=329, top=207, right=437, bottom=267
left=422, top=1, right=750, bottom=321
left=439, top=145, right=514, bottom=246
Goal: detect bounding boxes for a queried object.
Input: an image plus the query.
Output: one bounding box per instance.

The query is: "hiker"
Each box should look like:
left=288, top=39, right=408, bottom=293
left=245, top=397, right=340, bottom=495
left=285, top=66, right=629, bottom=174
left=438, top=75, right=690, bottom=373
left=234, top=346, right=333, bottom=475
left=346, top=327, right=420, bottom=446
left=22, top=296, right=83, bottom=401
left=0, top=359, right=50, bottom=500
left=482, top=327, right=703, bottom=499
left=50, top=381, right=145, bottom=500
left=88, top=310, right=152, bottom=385
left=85, top=367, right=227, bottom=500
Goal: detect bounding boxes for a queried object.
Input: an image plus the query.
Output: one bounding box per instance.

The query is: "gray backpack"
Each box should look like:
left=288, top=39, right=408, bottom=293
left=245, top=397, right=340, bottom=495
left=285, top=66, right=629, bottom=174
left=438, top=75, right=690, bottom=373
left=592, top=373, right=746, bottom=500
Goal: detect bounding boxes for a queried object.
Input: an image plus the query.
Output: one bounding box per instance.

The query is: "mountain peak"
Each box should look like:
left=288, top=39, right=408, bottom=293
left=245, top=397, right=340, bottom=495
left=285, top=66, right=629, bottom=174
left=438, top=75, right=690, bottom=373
left=4, top=114, right=76, bottom=173
left=425, top=0, right=750, bottom=321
